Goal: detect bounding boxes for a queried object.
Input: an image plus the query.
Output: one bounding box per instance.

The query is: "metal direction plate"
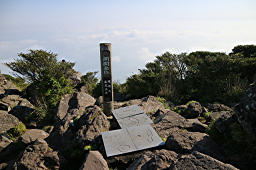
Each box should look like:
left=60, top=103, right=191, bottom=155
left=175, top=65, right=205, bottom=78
left=118, top=113, right=153, bottom=128
left=112, top=105, right=144, bottom=120
left=101, top=125, right=164, bottom=157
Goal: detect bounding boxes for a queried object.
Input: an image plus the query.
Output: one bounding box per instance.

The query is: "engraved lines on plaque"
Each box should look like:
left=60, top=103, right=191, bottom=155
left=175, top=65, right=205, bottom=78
left=101, top=125, right=164, bottom=157
left=112, top=105, right=153, bottom=128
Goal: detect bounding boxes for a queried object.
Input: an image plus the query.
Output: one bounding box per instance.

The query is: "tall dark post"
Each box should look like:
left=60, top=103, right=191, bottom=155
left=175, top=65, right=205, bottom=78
left=100, top=43, right=113, bottom=116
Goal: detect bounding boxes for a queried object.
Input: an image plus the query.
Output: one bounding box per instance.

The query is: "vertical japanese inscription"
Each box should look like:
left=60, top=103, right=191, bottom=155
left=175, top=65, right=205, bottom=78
left=100, top=43, right=113, bottom=115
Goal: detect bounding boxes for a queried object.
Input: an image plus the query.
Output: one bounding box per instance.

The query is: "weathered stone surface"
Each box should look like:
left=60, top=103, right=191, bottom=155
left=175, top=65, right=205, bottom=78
left=0, top=95, right=33, bottom=110
left=186, top=119, right=208, bottom=133
left=70, top=71, right=83, bottom=84
left=8, top=139, right=65, bottom=170
left=75, top=105, right=110, bottom=145
left=165, top=129, right=224, bottom=161
left=214, top=111, right=236, bottom=134
left=0, top=76, right=17, bottom=95
left=9, top=105, right=35, bottom=126
left=234, top=82, right=256, bottom=141
left=19, top=129, right=49, bottom=144
left=127, top=96, right=165, bottom=113
left=56, top=94, right=72, bottom=120
left=152, top=110, right=189, bottom=138
left=0, top=110, right=19, bottom=133
left=48, top=91, right=97, bottom=150
left=170, top=151, right=238, bottom=170
left=207, top=103, right=232, bottom=112
left=0, top=135, right=12, bottom=152
left=127, top=149, right=178, bottom=170
left=184, top=102, right=203, bottom=119
left=80, top=151, right=108, bottom=170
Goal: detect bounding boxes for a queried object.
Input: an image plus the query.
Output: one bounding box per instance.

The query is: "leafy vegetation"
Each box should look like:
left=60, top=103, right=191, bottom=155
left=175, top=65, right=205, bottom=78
left=5, top=50, right=75, bottom=122
left=6, top=122, right=27, bottom=140
left=123, top=45, right=256, bottom=105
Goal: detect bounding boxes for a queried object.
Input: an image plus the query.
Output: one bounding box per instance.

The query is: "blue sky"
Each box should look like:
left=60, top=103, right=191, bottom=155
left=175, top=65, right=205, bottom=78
left=0, top=0, right=256, bottom=82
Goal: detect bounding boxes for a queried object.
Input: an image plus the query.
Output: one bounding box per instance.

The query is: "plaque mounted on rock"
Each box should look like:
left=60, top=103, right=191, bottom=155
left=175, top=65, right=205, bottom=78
left=101, top=125, right=164, bottom=157
left=112, top=105, right=153, bottom=128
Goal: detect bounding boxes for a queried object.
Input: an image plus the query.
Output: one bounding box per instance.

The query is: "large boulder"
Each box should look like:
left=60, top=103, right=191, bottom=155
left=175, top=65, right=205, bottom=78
left=75, top=105, right=110, bottom=145
left=127, top=149, right=178, bottom=170
left=56, top=90, right=96, bottom=121
left=126, top=96, right=166, bottom=113
left=0, top=110, right=19, bottom=134
left=0, top=94, right=33, bottom=112
left=80, top=151, right=108, bottom=170
left=186, top=119, right=208, bottom=133
left=0, top=135, right=12, bottom=152
left=56, top=94, right=72, bottom=120
left=207, top=103, right=232, bottom=112
left=7, top=139, right=65, bottom=170
left=128, top=150, right=237, bottom=170
left=0, top=75, right=17, bottom=96
left=185, top=101, right=203, bottom=118
left=170, top=151, right=238, bottom=170
left=70, top=71, right=83, bottom=85
left=234, top=82, right=256, bottom=141
left=152, top=110, right=206, bottom=138
left=19, top=129, right=49, bottom=144
left=165, top=129, right=224, bottom=161
left=152, top=110, right=188, bottom=138
left=47, top=105, right=110, bottom=159
left=9, top=105, right=35, bottom=127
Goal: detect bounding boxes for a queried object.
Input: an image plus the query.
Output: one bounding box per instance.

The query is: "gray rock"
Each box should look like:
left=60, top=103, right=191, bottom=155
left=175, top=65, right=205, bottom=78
left=127, top=149, right=178, bottom=170
left=184, top=102, right=203, bottom=119
left=19, top=129, right=49, bottom=144
left=186, top=119, right=208, bottom=133
left=214, top=111, right=235, bottom=134
left=75, top=105, right=110, bottom=144
left=0, top=135, right=12, bottom=152
left=8, top=139, right=65, bottom=170
left=47, top=105, right=109, bottom=158
left=152, top=110, right=188, bottom=138
left=207, top=103, right=232, bottom=112
left=49, top=90, right=96, bottom=146
left=127, top=96, right=165, bottom=113
left=9, top=105, right=35, bottom=126
left=165, top=129, right=224, bottom=161
left=170, top=151, right=238, bottom=170
left=80, top=151, right=108, bottom=170
left=0, top=110, right=19, bottom=134
left=70, top=71, right=83, bottom=84
left=56, top=94, right=72, bottom=120
left=0, top=95, right=33, bottom=110
left=235, top=82, right=256, bottom=141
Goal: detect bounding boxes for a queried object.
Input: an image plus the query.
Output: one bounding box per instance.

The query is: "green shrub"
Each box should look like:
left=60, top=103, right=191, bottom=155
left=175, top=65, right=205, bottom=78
left=203, top=112, right=212, bottom=121
left=186, top=100, right=197, bottom=105
left=6, top=50, right=75, bottom=122
left=156, top=97, right=169, bottom=109
left=6, top=122, right=26, bottom=140
left=161, top=137, right=167, bottom=143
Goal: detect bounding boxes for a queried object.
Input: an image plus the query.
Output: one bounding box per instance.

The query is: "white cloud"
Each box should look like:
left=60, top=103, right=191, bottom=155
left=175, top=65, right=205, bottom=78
left=112, top=56, right=120, bottom=62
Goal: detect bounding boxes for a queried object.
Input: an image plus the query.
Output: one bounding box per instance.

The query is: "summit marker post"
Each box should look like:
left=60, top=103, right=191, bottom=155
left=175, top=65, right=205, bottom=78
left=100, top=43, right=113, bottom=116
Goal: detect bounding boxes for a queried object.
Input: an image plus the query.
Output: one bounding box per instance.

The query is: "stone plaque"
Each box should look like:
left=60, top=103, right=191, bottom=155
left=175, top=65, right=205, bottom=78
left=112, top=105, right=144, bottom=120
left=117, top=113, right=153, bottom=128
left=101, top=125, right=164, bottom=157
left=112, top=105, right=153, bottom=128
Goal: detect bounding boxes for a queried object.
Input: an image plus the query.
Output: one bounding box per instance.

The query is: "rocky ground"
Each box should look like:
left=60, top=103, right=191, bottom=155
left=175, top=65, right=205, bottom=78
left=0, top=73, right=255, bottom=170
